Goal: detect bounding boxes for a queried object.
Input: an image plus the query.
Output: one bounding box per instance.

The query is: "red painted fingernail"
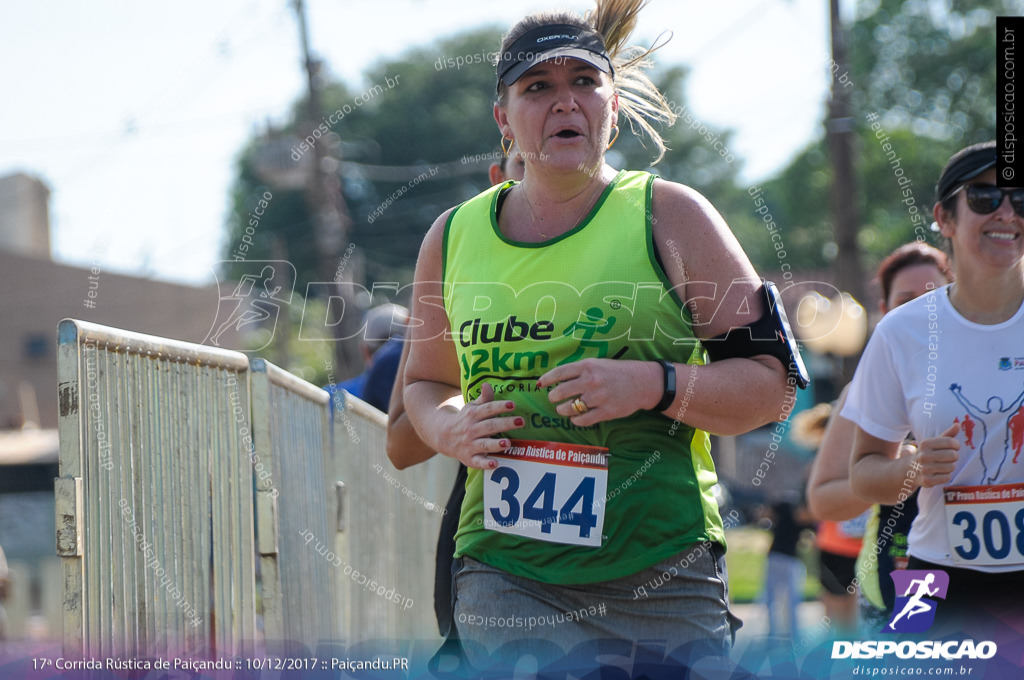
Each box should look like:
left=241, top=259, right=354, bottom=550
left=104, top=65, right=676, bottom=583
left=501, top=439, right=510, bottom=448
left=514, top=417, right=524, bottom=427
left=536, top=380, right=542, bottom=389
left=506, top=401, right=515, bottom=410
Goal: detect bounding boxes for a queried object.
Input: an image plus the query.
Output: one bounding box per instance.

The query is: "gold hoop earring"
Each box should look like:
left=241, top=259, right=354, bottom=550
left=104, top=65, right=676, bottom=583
left=501, top=136, right=514, bottom=157
left=607, top=126, right=620, bottom=149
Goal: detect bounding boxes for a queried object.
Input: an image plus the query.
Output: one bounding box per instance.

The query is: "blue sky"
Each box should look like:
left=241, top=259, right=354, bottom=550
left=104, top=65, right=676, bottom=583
left=0, top=0, right=831, bottom=284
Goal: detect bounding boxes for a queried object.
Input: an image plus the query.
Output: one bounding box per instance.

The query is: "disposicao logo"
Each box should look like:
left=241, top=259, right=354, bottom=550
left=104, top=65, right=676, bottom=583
left=884, top=569, right=949, bottom=634
left=831, top=569, right=997, bottom=661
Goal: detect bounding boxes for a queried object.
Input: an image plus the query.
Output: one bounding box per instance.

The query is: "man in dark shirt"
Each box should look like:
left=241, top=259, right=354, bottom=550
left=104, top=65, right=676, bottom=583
left=328, top=303, right=408, bottom=412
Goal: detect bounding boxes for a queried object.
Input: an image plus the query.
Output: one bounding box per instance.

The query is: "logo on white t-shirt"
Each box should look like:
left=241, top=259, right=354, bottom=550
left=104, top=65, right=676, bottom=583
left=998, top=357, right=1024, bottom=371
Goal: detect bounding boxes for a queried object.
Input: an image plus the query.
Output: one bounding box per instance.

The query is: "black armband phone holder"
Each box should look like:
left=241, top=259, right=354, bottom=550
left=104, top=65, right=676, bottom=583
left=702, top=280, right=810, bottom=389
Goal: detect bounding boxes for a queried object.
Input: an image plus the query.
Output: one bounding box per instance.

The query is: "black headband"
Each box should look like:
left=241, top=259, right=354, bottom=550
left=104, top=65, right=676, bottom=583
left=496, top=24, right=613, bottom=93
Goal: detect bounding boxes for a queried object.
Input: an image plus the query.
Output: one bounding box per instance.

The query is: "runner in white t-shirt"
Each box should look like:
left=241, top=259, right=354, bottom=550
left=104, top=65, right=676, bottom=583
left=844, top=141, right=1024, bottom=622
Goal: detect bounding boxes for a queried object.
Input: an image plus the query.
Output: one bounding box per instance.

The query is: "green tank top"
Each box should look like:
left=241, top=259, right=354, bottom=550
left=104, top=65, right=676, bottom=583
left=443, top=170, right=726, bottom=584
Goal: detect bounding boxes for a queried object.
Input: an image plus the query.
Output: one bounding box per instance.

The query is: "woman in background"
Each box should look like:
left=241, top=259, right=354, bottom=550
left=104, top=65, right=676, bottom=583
left=847, top=142, right=1024, bottom=627
left=807, top=242, right=951, bottom=632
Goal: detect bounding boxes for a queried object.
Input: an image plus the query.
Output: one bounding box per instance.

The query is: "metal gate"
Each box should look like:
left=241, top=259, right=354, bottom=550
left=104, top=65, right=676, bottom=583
left=56, top=318, right=453, bottom=656
left=250, top=358, right=337, bottom=648
left=56, top=319, right=256, bottom=658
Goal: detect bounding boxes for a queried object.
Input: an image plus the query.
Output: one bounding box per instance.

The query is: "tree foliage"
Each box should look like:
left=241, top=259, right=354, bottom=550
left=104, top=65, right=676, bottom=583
left=757, top=0, right=1020, bottom=283
left=220, top=1, right=1012, bottom=378
left=221, top=27, right=747, bottom=292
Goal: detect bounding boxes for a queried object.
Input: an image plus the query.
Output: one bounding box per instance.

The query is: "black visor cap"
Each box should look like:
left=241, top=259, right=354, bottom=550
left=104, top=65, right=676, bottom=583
left=496, top=24, right=613, bottom=93
left=936, top=141, right=998, bottom=202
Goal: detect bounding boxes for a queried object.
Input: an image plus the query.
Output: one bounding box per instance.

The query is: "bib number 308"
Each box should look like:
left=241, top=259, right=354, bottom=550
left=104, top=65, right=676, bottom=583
left=484, top=440, right=608, bottom=547
left=944, top=483, right=1024, bottom=567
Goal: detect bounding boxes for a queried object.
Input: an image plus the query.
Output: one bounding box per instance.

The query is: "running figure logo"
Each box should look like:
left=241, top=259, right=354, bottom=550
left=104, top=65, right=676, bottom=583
left=558, top=307, right=617, bottom=365
left=203, top=261, right=295, bottom=351
left=1010, top=406, right=1024, bottom=464
left=953, top=414, right=976, bottom=450
left=883, top=570, right=949, bottom=634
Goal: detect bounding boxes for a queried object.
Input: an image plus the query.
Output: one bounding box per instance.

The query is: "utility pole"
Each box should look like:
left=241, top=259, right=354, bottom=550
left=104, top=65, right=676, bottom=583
left=292, top=0, right=363, bottom=380
left=270, top=234, right=292, bottom=369
left=827, top=0, right=865, bottom=383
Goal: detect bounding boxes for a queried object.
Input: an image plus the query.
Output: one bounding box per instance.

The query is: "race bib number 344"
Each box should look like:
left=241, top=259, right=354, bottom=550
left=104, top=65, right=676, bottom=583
left=944, top=483, right=1024, bottom=567
left=484, top=439, right=609, bottom=547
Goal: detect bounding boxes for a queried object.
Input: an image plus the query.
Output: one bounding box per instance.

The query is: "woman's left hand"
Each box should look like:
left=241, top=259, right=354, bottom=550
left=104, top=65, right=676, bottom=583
left=538, top=358, right=664, bottom=427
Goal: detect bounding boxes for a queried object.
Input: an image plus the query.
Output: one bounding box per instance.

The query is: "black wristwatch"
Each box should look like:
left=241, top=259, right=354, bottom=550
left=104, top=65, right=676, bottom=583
left=653, top=360, right=676, bottom=412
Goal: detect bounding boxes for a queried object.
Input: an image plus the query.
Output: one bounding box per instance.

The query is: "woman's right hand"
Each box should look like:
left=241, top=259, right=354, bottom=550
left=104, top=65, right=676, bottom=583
left=441, top=383, right=525, bottom=470
left=403, top=211, right=525, bottom=469
left=912, top=423, right=961, bottom=488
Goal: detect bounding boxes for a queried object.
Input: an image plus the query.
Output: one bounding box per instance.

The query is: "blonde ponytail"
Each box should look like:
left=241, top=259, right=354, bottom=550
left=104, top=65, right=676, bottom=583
left=588, top=0, right=676, bottom=163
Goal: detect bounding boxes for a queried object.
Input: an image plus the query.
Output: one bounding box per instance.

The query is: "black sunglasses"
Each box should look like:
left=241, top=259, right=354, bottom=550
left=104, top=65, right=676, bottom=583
left=946, top=183, right=1024, bottom=217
